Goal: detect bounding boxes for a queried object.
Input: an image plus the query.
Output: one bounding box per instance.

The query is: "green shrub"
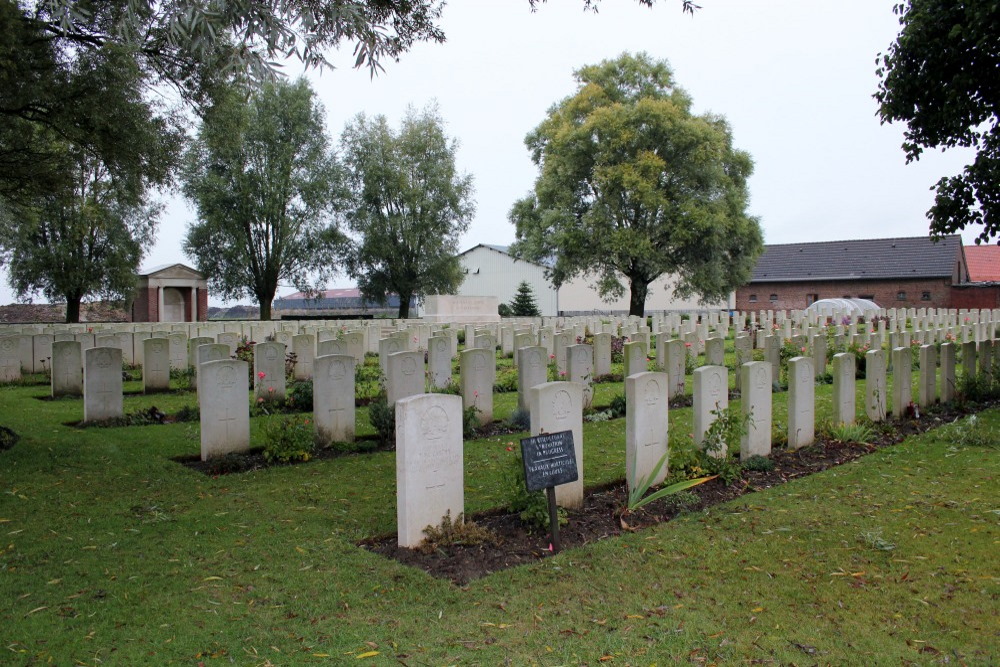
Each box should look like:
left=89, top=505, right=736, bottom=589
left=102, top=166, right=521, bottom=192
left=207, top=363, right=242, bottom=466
left=493, top=367, right=519, bottom=393
left=368, top=390, right=395, bottom=448
left=944, top=414, right=998, bottom=449
left=173, top=405, right=200, bottom=422
left=609, top=392, right=627, bottom=418
left=285, top=380, right=313, bottom=411
left=463, top=405, right=480, bottom=439
left=506, top=407, right=531, bottom=432
left=261, top=415, right=316, bottom=463
left=741, top=454, right=774, bottom=472
left=503, top=449, right=566, bottom=531
left=823, top=420, right=876, bottom=444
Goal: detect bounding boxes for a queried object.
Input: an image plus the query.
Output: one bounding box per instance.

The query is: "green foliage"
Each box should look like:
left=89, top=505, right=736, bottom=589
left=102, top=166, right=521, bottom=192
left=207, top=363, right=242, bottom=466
left=463, top=405, right=481, bottom=439
left=510, top=52, right=763, bottom=316
left=417, top=511, right=498, bottom=555
left=169, top=366, right=196, bottom=391
left=943, top=414, right=998, bottom=449
left=285, top=381, right=314, bottom=412
left=182, top=79, right=344, bottom=320
left=368, top=390, right=396, bottom=448
left=0, top=150, right=168, bottom=323
left=741, top=455, right=774, bottom=472
left=261, top=415, right=316, bottom=463
left=493, top=367, right=519, bottom=393
left=609, top=392, right=627, bottom=419
left=626, top=452, right=715, bottom=511
left=340, top=104, right=474, bottom=318
left=958, top=371, right=1000, bottom=404
left=506, top=407, right=531, bottom=432
left=875, top=0, right=1000, bottom=243
left=507, top=281, right=542, bottom=316
left=503, top=449, right=566, bottom=531
left=701, top=405, right=749, bottom=459
left=823, top=421, right=876, bottom=445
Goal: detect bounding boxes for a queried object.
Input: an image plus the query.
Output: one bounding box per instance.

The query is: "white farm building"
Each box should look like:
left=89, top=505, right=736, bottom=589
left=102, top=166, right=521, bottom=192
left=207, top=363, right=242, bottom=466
left=456, top=244, right=733, bottom=316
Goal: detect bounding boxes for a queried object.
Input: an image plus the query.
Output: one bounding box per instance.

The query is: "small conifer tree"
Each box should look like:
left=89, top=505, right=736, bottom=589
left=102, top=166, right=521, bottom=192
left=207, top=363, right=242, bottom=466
left=508, top=281, right=541, bottom=316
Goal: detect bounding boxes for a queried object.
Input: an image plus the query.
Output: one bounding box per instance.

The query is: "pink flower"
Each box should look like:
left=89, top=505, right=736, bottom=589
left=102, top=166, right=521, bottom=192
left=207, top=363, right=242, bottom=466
left=473, top=389, right=479, bottom=398
left=549, top=354, right=555, bottom=360
left=258, top=371, right=266, bottom=379
left=559, top=371, right=566, bottom=377
left=268, top=386, right=274, bottom=393
left=505, top=446, right=513, bottom=452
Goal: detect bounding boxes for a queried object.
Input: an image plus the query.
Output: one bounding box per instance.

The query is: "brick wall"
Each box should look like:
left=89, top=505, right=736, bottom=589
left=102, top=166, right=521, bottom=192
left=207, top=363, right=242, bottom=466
left=735, top=278, right=953, bottom=312
left=131, top=287, right=158, bottom=322
left=197, top=287, right=208, bottom=322
left=950, top=285, right=1000, bottom=309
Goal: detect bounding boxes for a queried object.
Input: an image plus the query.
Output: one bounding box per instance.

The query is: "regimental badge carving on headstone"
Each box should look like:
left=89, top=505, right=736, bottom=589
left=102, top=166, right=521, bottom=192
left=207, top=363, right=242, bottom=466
left=218, top=364, right=236, bottom=389
left=552, top=389, right=572, bottom=421
left=420, top=405, right=449, bottom=441
left=644, top=378, right=660, bottom=405
left=96, top=350, right=112, bottom=369
left=330, top=359, right=346, bottom=380
left=402, top=356, right=417, bottom=376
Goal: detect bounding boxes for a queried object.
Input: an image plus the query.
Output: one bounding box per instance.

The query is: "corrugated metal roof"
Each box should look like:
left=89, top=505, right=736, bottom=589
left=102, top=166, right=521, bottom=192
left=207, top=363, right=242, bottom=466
left=965, top=245, right=1000, bottom=282
left=749, top=235, right=963, bottom=283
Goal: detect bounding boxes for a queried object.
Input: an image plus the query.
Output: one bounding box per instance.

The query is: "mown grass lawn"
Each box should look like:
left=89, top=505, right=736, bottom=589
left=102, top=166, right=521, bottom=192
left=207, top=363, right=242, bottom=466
left=0, top=367, right=997, bottom=665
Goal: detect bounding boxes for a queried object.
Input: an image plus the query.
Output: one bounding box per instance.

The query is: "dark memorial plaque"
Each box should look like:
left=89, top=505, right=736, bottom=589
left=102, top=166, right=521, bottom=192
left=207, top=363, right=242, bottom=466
left=520, top=431, right=578, bottom=493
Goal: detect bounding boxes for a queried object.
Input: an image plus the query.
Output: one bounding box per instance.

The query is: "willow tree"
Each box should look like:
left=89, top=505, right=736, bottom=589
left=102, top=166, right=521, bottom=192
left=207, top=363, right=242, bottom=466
left=510, top=52, right=763, bottom=317
left=182, top=79, right=344, bottom=320
left=340, top=105, right=474, bottom=319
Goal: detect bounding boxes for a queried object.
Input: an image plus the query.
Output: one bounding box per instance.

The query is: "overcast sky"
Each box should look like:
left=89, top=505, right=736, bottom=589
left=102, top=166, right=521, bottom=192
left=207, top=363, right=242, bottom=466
left=0, top=0, right=983, bottom=306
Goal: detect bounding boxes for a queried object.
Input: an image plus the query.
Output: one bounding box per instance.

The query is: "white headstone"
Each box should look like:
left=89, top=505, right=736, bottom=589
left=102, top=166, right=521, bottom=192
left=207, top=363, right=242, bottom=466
left=740, top=361, right=772, bottom=459
left=530, top=381, right=584, bottom=508
left=253, top=342, right=287, bottom=401
left=891, top=347, right=912, bottom=418
left=84, top=347, right=123, bottom=422
left=386, top=350, right=425, bottom=406
left=314, top=354, right=356, bottom=445
left=142, top=337, right=171, bottom=393
left=395, top=393, right=464, bottom=548
left=199, top=359, right=250, bottom=460
left=626, top=372, right=669, bottom=493
left=693, top=365, right=729, bottom=455
left=865, top=349, right=887, bottom=422
left=517, top=346, right=548, bottom=412
left=51, top=340, right=83, bottom=397
left=831, top=353, right=856, bottom=425
left=787, top=357, right=815, bottom=449
left=566, top=344, right=594, bottom=410
left=460, top=348, right=494, bottom=423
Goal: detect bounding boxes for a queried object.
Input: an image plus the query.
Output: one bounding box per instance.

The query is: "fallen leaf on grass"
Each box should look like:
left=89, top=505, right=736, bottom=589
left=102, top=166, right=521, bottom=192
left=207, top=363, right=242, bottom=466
left=355, top=651, right=379, bottom=659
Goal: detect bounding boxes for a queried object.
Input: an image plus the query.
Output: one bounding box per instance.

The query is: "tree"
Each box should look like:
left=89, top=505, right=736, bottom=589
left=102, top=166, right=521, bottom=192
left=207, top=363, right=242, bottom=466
left=340, top=105, right=475, bottom=319
left=508, top=280, right=542, bottom=316
left=0, top=20, right=180, bottom=323
left=510, top=52, right=763, bottom=317
left=0, top=150, right=162, bottom=323
left=875, top=1, right=1000, bottom=244
left=182, top=79, right=344, bottom=320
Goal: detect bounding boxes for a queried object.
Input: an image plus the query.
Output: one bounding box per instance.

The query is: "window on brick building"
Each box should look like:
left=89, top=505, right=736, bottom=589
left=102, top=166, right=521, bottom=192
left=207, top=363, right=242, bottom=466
left=806, top=293, right=818, bottom=305
left=897, top=291, right=906, bottom=300
left=769, top=294, right=778, bottom=302
left=748, top=294, right=757, bottom=303
left=921, top=291, right=931, bottom=301
left=859, top=294, right=873, bottom=300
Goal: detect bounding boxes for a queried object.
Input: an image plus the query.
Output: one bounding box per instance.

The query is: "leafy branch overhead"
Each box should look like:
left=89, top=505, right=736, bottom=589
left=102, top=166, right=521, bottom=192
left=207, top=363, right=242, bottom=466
left=875, top=0, right=1000, bottom=244
left=510, top=52, right=763, bottom=317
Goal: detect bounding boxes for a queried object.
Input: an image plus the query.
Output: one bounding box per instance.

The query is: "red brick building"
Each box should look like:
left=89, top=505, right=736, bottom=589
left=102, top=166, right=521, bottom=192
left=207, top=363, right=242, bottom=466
left=130, top=264, right=209, bottom=322
left=952, top=245, right=1000, bottom=309
left=734, top=235, right=969, bottom=311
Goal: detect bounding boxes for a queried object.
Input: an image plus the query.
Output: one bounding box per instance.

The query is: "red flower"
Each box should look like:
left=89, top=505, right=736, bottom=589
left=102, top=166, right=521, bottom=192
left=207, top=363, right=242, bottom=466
left=258, top=371, right=266, bottom=379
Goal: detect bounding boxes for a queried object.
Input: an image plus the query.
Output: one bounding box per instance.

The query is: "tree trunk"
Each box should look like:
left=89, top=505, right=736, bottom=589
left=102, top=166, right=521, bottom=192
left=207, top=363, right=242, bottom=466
left=65, top=296, right=82, bottom=323
left=628, top=279, right=649, bottom=318
left=397, top=291, right=412, bottom=319
left=257, top=286, right=276, bottom=321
